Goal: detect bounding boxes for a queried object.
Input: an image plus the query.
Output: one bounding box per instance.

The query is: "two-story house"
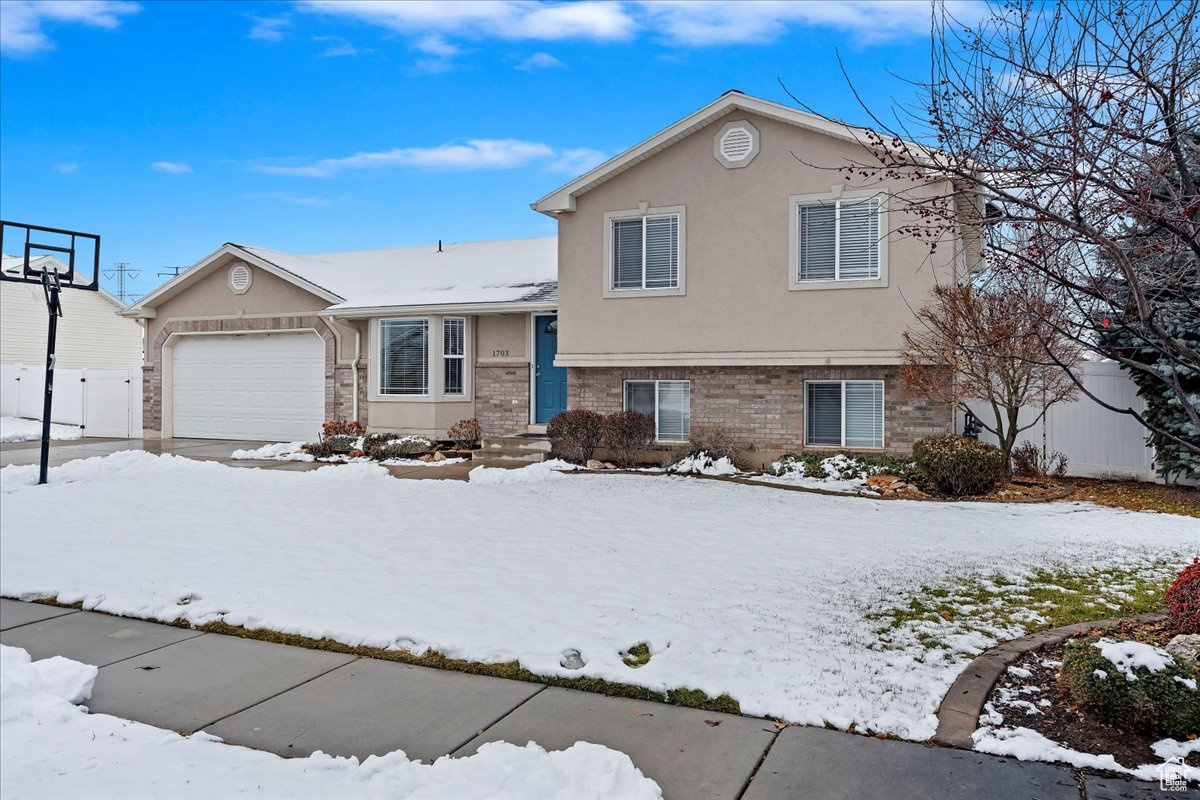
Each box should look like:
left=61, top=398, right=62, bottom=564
left=123, top=91, right=970, bottom=461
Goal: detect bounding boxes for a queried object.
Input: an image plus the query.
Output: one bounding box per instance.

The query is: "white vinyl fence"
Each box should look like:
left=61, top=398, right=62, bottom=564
left=1, top=363, right=142, bottom=438
left=958, top=360, right=1158, bottom=481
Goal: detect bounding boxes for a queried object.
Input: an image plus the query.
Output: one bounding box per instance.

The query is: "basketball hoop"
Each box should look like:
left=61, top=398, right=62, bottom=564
left=1, top=221, right=101, bottom=485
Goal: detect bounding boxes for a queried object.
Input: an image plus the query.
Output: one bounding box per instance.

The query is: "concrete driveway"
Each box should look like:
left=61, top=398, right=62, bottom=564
left=0, top=436, right=501, bottom=480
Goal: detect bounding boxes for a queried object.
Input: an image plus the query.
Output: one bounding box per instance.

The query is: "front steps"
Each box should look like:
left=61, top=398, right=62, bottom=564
left=479, top=434, right=552, bottom=463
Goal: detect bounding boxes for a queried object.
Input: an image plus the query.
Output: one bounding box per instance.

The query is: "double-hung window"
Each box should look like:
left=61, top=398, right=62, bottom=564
left=611, top=213, right=680, bottom=290
left=443, top=317, right=465, bottom=395
left=624, top=380, right=690, bottom=442
left=805, top=380, right=884, bottom=448
left=796, top=197, right=881, bottom=282
left=380, top=319, right=429, bottom=396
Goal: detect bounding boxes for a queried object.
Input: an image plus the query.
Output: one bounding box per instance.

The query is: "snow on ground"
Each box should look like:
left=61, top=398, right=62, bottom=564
left=1, top=452, right=1196, bottom=741
left=973, top=726, right=1195, bottom=784
left=0, top=417, right=82, bottom=444
left=230, top=441, right=465, bottom=468
left=0, top=645, right=661, bottom=800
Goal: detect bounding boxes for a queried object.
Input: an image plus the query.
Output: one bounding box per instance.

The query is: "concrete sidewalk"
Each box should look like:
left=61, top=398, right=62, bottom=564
left=0, top=436, right=512, bottom=480
left=0, top=599, right=1169, bottom=799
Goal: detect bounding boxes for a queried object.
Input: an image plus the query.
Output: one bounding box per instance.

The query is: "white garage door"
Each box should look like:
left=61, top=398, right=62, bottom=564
left=172, top=333, right=325, bottom=441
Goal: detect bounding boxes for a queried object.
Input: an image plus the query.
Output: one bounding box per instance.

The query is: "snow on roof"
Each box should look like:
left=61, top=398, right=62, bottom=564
left=238, top=236, right=557, bottom=312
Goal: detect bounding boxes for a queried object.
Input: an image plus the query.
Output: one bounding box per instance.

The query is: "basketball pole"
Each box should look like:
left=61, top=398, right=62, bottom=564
left=38, top=271, right=64, bottom=486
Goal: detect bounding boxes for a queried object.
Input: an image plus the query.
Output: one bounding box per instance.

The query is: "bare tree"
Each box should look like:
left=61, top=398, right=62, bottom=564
left=901, top=283, right=1083, bottom=473
left=796, top=0, right=1200, bottom=456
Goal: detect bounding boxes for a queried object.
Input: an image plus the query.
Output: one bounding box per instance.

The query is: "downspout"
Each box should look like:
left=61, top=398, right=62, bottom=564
left=351, top=327, right=360, bottom=422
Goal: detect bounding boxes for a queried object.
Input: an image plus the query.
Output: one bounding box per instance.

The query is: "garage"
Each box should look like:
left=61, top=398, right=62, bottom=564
left=171, top=332, right=325, bottom=441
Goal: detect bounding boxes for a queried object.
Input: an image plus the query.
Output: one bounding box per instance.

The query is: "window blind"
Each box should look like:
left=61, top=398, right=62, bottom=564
left=843, top=380, right=883, bottom=447
left=656, top=380, right=691, bottom=442
left=644, top=214, right=678, bottom=288
left=612, top=218, right=644, bottom=289
left=805, top=382, right=843, bottom=445
left=624, top=381, right=656, bottom=417
left=798, top=203, right=837, bottom=281
left=838, top=199, right=880, bottom=280
left=443, top=317, right=465, bottom=395
left=380, top=319, right=428, bottom=395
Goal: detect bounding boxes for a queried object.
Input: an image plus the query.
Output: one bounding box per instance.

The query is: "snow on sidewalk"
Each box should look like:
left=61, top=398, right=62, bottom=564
left=0, top=645, right=661, bottom=800
left=1, top=451, right=1196, bottom=741
left=0, top=417, right=82, bottom=444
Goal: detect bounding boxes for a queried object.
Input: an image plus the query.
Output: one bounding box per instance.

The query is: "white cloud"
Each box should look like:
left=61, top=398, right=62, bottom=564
left=299, top=0, right=636, bottom=42
left=54, top=162, right=80, bottom=174
left=410, top=33, right=461, bottom=72
left=151, top=160, right=192, bottom=174
left=251, top=138, right=602, bottom=177
left=1, top=0, right=139, bottom=57
left=244, top=191, right=344, bottom=208
left=248, top=14, right=290, bottom=42
left=313, top=35, right=360, bottom=57
left=515, top=51, right=565, bottom=71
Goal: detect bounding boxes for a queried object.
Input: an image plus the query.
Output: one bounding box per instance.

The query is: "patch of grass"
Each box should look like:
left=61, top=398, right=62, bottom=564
left=869, top=558, right=1185, bottom=654
left=199, top=621, right=740, bottom=715
left=1068, top=477, right=1200, bottom=518
left=620, top=642, right=652, bottom=668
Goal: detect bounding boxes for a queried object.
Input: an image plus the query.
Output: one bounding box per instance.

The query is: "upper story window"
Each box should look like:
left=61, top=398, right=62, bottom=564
left=603, top=205, right=686, bottom=298
left=790, top=192, right=887, bottom=291
left=380, top=319, right=429, bottom=396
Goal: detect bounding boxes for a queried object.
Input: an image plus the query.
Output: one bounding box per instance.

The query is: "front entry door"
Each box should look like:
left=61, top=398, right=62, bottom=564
left=534, top=315, right=567, bottom=423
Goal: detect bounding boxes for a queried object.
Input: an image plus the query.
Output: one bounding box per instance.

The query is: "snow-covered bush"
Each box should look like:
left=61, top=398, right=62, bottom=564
left=447, top=419, right=483, bottom=449
left=603, top=411, right=656, bottom=468
left=912, top=435, right=1005, bottom=496
left=669, top=451, right=739, bottom=476
left=769, top=451, right=913, bottom=481
left=323, top=434, right=360, bottom=454
left=547, top=409, right=604, bottom=464
left=370, top=435, right=433, bottom=460
left=1166, top=558, right=1200, bottom=634
left=682, top=427, right=744, bottom=470
left=1058, top=635, right=1199, bottom=739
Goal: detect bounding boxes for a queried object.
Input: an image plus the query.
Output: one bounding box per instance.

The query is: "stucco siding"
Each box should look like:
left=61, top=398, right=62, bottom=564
left=1, top=282, right=142, bottom=369
left=555, top=111, right=959, bottom=362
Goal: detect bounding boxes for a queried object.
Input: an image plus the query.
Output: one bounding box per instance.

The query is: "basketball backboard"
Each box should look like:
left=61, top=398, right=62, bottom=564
left=0, top=220, right=100, bottom=291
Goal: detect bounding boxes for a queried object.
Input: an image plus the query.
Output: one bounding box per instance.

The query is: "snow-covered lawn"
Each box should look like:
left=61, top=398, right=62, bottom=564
left=1, top=452, right=1196, bottom=741
left=0, top=645, right=660, bottom=800
left=0, top=417, right=82, bottom=444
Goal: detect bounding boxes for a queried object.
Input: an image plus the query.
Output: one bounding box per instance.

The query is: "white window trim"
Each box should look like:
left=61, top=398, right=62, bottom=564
left=369, top=316, right=472, bottom=403
left=788, top=188, right=888, bottom=291
left=442, top=316, right=466, bottom=396
left=803, top=379, right=886, bottom=449
left=622, top=379, right=691, bottom=443
left=603, top=203, right=686, bottom=298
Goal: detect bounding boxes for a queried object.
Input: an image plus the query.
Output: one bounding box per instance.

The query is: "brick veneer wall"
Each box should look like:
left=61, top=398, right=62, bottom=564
left=567, top=365, right=952, bottom=457
left=475, top=363, right=530, bottom=437
left=143, top=316, right=343, bottom=435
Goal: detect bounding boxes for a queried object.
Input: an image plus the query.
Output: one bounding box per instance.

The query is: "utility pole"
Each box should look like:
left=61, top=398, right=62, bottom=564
left=102, top=261, right=141, bottom=303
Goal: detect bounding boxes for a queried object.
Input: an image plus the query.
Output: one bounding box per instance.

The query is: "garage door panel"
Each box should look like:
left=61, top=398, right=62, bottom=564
left=172, top=333, right=325, bottom=441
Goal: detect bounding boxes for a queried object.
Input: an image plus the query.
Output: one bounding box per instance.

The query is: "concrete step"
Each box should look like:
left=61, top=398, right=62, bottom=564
left=476, top=449, right=548, bottom=464
left=481, top=435, right=551, bottom=453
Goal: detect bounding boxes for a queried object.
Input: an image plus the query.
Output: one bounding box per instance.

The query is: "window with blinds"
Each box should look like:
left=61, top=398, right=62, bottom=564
left=612, top=214, right=679, bottom=290
left=797, top=198, right=880, bottom=282
left=443, top=317, right=465, bottom=395
left=805, top=380, right=884, bottom=448
left=623, top=379, right=691, bottom=442
left=380, top=319, right=428, bottom=395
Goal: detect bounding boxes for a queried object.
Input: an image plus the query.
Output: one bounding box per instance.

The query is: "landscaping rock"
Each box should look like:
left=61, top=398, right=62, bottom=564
left=586, top=460, right=604, bottom=470
left=559, top=648, right=586, bottom=670
left=418, top=454, right=434, bottom=463
left=866, top=474, right=902, bottom=490
left=603, top=462, right=617, bottom=470
left=1166, top=634, right=1200, bottom=668
left=432, top=451, right=447, bottom=462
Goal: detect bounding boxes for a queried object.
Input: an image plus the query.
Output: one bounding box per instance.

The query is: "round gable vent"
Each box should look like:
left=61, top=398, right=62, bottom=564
left=714, top=120, right=760, bottom=169
left=228, top=262, right=253, bottom=295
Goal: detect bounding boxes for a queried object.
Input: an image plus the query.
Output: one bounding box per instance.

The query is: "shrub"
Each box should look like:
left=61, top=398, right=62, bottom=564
left=322, top=420, right=365, bottom=438
left=1011, top=440, right=1069, bottom=478
left=363, top=432, right=399, bottom=452
left=323, top=434, right=359, bottom=454
left=911, top=435, right=1005, bottom=496
left=682, top=427, right=745, bottom=470
left=603, top=411, right=656, bottom=468
left=303, top=439, right=336, bottom=459
left=447, top=419, right=483, bottom=449
left=770, top=451, right=916, bottom=481
left=368, top=435, right=433, bottom=461
left=547, top=409, right=605, bottom=463
left=1166, top=558, right=1200, bottom=634
left=1059, top=636, right=1199, bottom=739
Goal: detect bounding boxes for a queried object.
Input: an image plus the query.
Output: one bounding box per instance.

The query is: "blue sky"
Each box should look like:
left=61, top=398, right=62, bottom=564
left=0, top=0, right=968, bottom=300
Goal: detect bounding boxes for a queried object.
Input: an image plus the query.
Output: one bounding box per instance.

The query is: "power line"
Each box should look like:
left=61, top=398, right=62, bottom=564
left=102, top=261, right=141, bottom=304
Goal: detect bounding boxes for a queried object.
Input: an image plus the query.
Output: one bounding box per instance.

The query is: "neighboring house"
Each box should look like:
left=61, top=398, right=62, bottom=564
left=122, top=90, right=977, bottom=458
left=1, top=255, right=143, bottom=369
left=120, top=238, right=558, bottom=442
left=535, top=90, right=975, bottom=461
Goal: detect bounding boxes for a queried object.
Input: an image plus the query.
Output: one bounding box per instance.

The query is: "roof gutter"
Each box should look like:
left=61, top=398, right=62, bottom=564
left=318, top=299, right=557, bottom=319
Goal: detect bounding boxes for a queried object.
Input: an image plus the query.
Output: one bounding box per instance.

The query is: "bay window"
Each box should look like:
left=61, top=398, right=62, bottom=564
left=379, top=319, right=429, bottom=396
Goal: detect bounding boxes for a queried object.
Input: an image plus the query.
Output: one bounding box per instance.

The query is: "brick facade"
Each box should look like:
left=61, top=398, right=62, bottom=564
left=143, top=316, right=343, bottom=435
left=475, top=363, right=530, bottom=437
left=568, top=365, right=952, bottom=459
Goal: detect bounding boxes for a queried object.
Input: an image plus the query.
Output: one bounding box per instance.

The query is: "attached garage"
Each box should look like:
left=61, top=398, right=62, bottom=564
left=171, top=332, right=325, bottom=441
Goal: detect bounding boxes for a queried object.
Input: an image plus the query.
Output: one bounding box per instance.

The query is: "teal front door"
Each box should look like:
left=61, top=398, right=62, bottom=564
left=534, top=315, right=567, bottom=423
